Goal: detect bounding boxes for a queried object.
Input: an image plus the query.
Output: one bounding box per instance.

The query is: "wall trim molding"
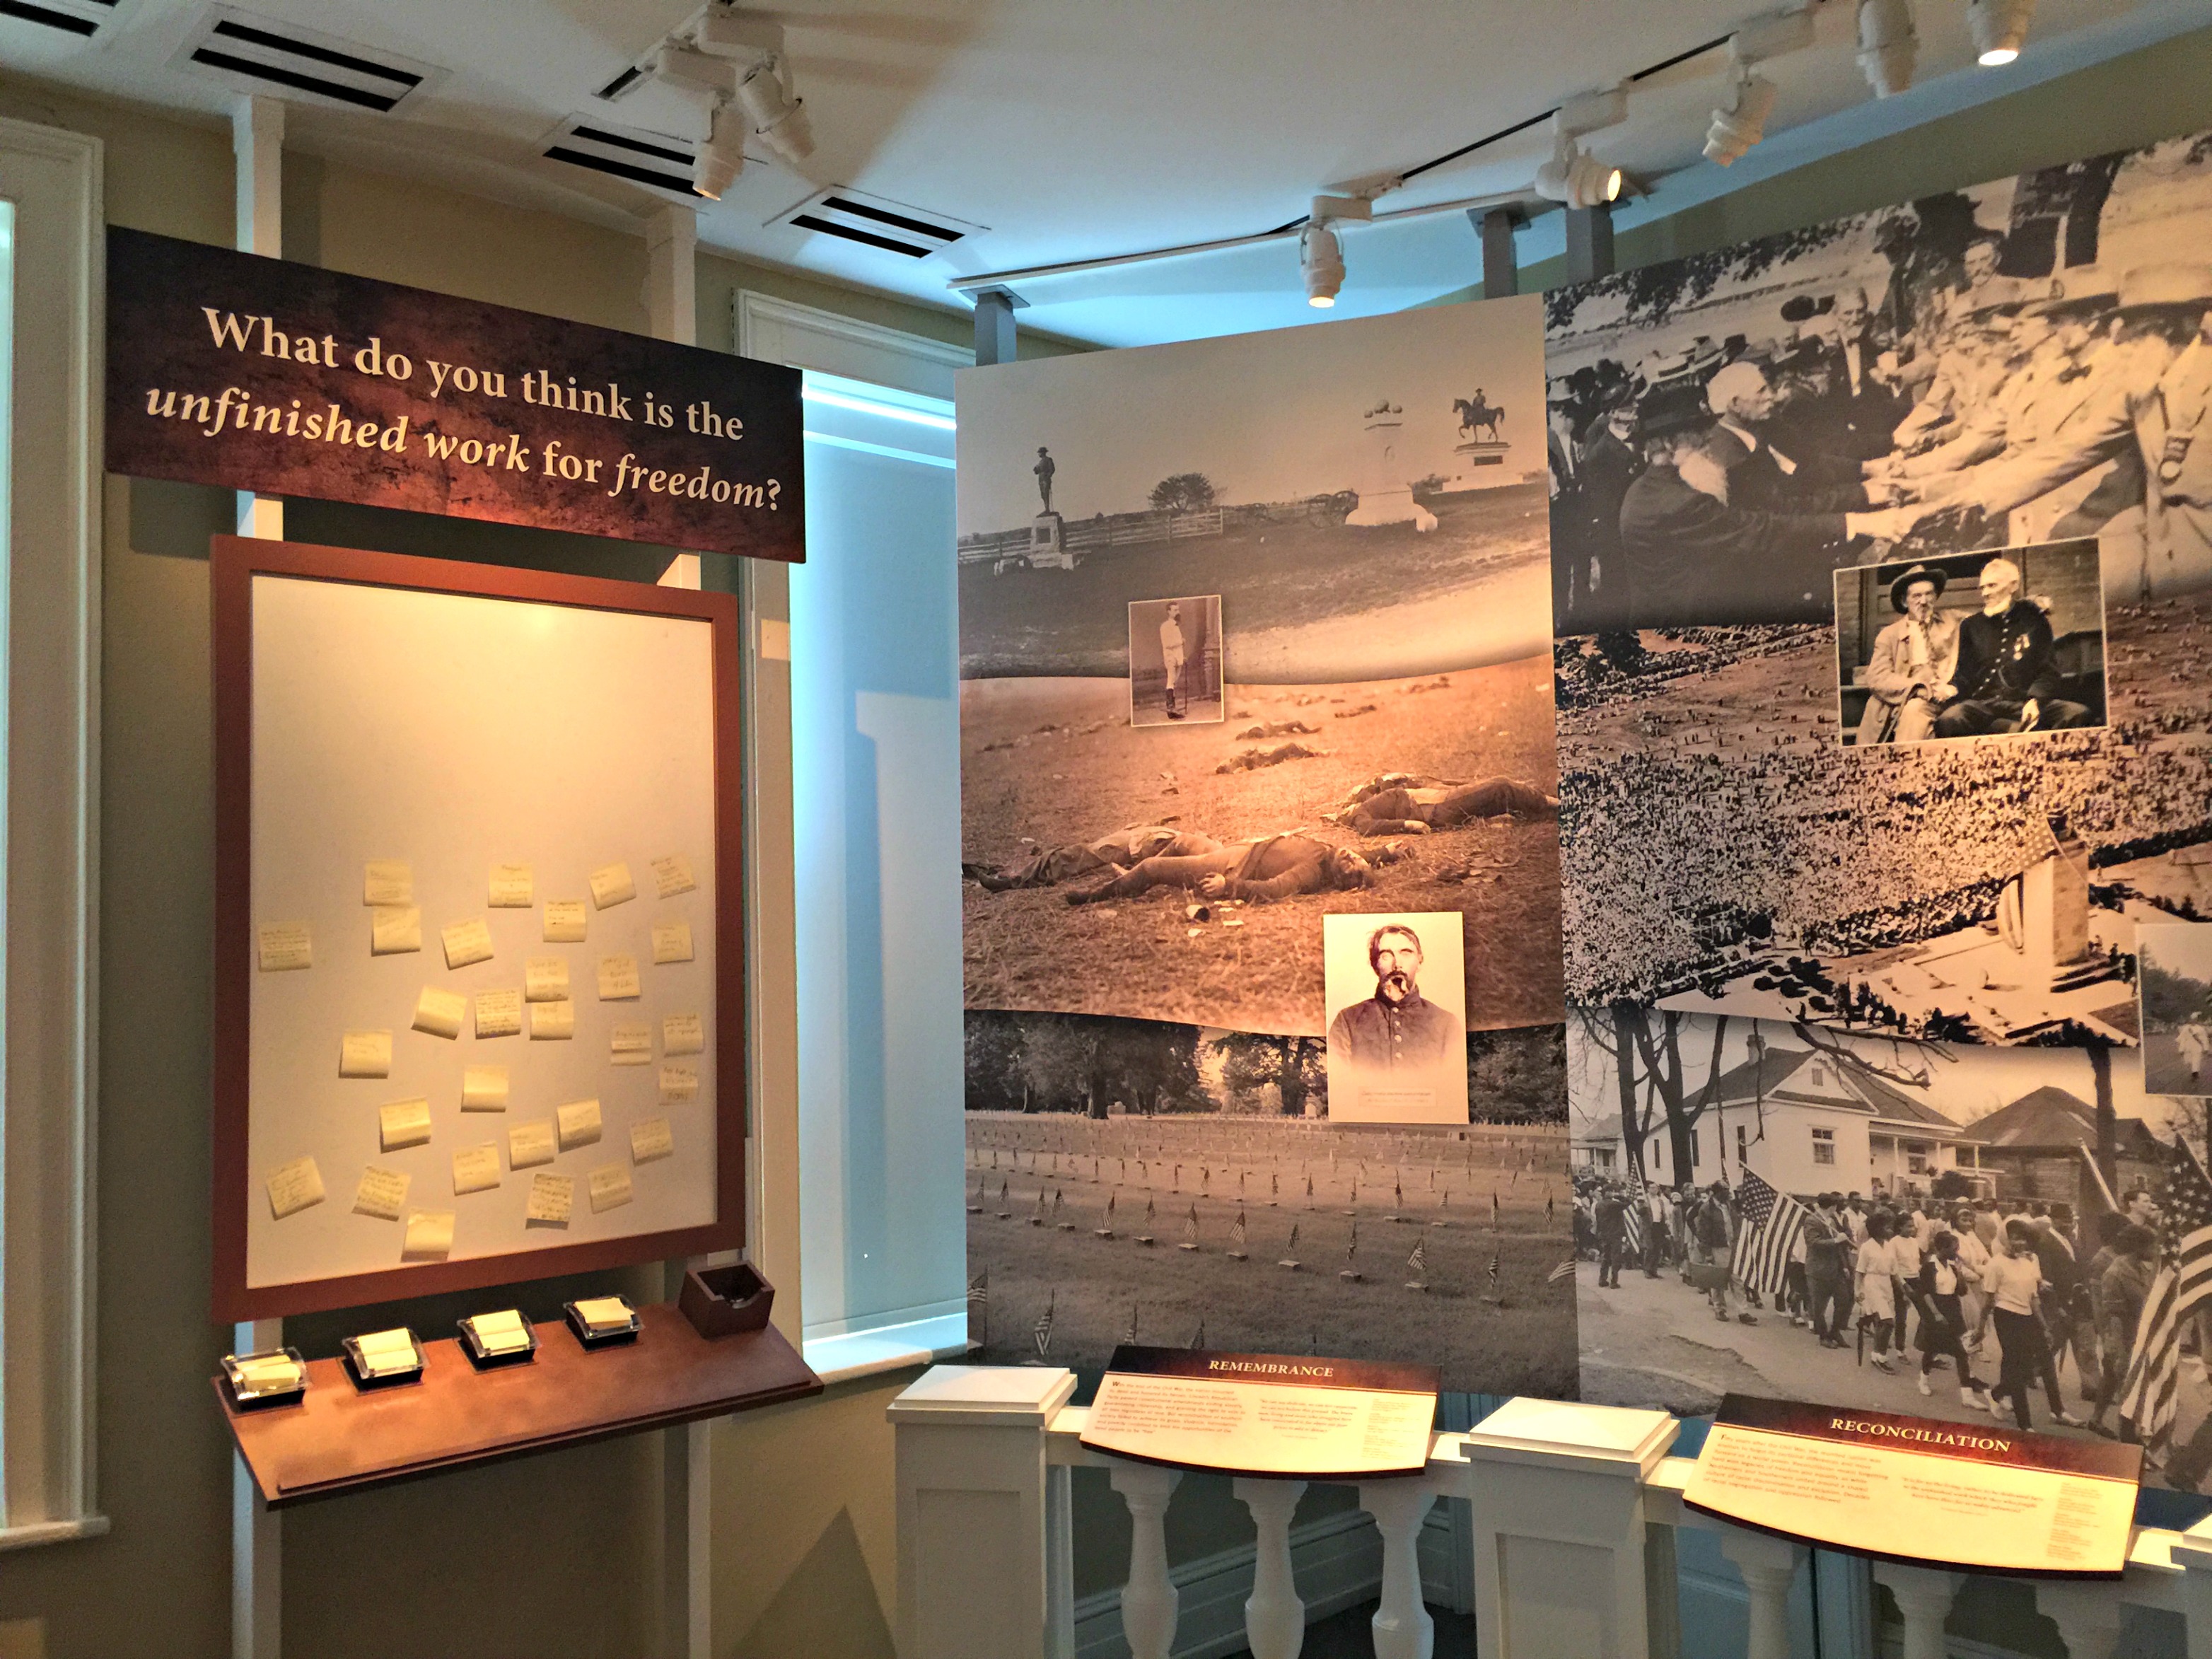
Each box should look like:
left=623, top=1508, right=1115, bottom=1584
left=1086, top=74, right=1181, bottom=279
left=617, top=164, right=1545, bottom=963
left=735, top=289, right=970, bottom=401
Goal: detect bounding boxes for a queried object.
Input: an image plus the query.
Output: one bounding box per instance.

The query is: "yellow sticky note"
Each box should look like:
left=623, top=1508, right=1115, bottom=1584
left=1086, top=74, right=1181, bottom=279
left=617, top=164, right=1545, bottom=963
left=475, top=988, right=523, bottom=1038
left=659, top=1063, right=700, bottom=1105
left=257, top=922, right=312, bottom=972
left=355, top=1326, right=419, bottom=1373
left=488, top=863, right=535, bottom=907
left=525, top=1172, right=574, bottom=1227
left=441, top=917, right=494, bottom=970
left=379, top=1097, right=432, bottom=1151
left=574, top=1294, right=631, bottom=1332
left=267, top=1155, right=325, bottom=1219
left=371, top=905, right=422, bottom=955
left=610, top=1022, right=653, bottom=1066
left=470, top=1309, right=532, bottom=1353
left=340, top=1029, right=393, bottom=1078
left=597, top=954, right=641, bottom=1001
left=413, top=985, right=467, bottom=1040
left=353, top=1165, right=409, bottom=1221
left=630, top=1116, right=674, bottom=1164
left=542, top=900, right=588, bottom=943
left=451, top=1143, right=502, bottom=1196
left=461, top=1065, right=509, bottom=1111
left=507, top=1119, right=557, bottom=1169
left=663, top=1013, right=705, bottom=1056
left=402, top=1212, right=453, bottom=1261
left=525, top=955, right=570, bottom=1001
left=530, top=999, right=575, bottom=1040
left=363, top=860, right=413, bottom=907
left=557, top=1098, right=603, bottom=1151
left=588, top=1163, right=634, bottom=1213
left=651, top=920, right=694, bottom=965
left=652, top=854, right=697, bottom=898
left=589, top=863, right=636, bottom=909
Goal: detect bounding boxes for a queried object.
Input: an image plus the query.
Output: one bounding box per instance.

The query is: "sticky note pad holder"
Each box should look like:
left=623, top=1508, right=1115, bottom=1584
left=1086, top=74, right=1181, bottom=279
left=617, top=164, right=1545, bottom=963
left=563, top=1298, right=643, bottom=1351
left=341, top=1330, right=427, bottom=1391
left=457, top=1312, right=540, bottom=1371
left=677, top=1264, right=776, bottom=1339
left=221, top=1346, right=310, bottom=1410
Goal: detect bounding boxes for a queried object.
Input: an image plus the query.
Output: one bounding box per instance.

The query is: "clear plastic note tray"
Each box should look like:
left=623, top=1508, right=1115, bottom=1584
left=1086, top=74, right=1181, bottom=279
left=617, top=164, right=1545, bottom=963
left=221, top=1346, right=309, bottom=1410
left=458, top=1310, right=540, bottom=1371
left=563, top=1296, right=642, bottom=1351
left=341, top=1328, right=426, bottom=1391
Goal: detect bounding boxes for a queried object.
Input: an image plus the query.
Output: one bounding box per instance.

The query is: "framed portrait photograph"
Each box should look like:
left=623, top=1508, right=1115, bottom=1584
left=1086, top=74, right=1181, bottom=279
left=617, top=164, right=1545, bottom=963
left=1127, top=594, right=1224, bottom=727
left=1322, top=912, right=1469, bottom=1124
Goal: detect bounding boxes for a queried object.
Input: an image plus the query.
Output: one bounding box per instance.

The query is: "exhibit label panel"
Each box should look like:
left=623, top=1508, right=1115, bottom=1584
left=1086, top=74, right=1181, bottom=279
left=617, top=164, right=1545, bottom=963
left=1081, top=1347, right=1440, bottom=1479
left=106, top=228, right=803, bottom=561
left=1684, top=1395, right=2141, bottom=1578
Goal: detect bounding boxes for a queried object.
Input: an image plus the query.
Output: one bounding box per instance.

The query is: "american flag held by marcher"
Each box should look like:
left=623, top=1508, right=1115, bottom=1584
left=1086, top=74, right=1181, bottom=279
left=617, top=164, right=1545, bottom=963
left=1732, top=1171, right=1810, bottom=1305
left=2120, top=1136, right=2212, bottom=1450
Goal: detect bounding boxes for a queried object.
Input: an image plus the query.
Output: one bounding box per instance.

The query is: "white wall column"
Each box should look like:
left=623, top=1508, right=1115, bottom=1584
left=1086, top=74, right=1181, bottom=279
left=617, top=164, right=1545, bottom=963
left=1232, top=1477, right=1306, bottom=1659
left=1718, top=1525, right=1804, bottom=1659
left=1111, top=1460, right=1182, bottom=1659
left=231, top=95, right=284, bottom=542
left=1873, top=1562, right=1962, bottom=1659
left=1361, top=1479, right=1438, bottom=1659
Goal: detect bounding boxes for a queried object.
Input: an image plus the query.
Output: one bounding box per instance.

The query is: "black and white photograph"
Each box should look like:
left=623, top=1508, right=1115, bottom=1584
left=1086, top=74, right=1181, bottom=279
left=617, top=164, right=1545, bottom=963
left=963, top=1007, right=1573, bottom=1395
left=1569, top=1006, right=2212, bottom=1492
left=1836, top=541, right=2108, bottom=746
left=958, top=297, right=1565, bottom=1041
left=2143, top=923, right=2212, bottom=1099
left=1127, top=595, right=1223, bottom=727
left=1323, top=912, right=1470, bottom=1125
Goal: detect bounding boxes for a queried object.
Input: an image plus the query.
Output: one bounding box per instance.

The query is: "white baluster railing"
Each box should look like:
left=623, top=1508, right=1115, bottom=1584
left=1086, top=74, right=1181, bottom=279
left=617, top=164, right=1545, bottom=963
left=890, top=1367, right=2212, bottom=1659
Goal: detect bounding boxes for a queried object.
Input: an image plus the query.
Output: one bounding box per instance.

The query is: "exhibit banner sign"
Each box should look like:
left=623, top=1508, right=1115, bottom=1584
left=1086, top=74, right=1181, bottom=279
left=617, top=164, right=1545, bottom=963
left=105, top=227, right=803, bottom=562
left=1080, top=1346, right=1440, bottom=1479
left=1684, top=1394, right=2142, bottom=1578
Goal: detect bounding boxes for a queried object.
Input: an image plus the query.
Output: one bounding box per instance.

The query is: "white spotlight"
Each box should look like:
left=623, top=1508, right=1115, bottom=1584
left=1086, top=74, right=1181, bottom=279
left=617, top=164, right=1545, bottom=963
left=652, top=44, right=736, bottom=101
left=735, top=55, right=813, bottom=163
left=1968, top=0, right=2034, bottom=65
left=1301, top=221, right=1344, bottom=308
left=1535, top=139, right=1622, bottom=210
left=694, top=103, right=746, bottom=199
left=1704, top=69, right=1778, bottom=166
left=1856, top=0, right=1918, bottom=95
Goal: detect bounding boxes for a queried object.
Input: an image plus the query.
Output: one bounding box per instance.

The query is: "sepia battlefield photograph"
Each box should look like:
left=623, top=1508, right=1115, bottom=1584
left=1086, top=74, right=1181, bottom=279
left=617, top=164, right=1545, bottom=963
left=2142, top=923, right=2212, bottom=1100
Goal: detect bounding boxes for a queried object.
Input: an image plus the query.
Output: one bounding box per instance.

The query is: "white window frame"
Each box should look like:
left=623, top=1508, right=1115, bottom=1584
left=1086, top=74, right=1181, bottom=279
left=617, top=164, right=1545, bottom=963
left=0, top=116, right=104, bottom=1549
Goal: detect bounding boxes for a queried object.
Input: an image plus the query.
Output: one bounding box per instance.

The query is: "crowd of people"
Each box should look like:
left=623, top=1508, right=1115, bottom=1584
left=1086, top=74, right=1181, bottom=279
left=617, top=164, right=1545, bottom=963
left=1547, top=219, right=2212, bottom=634
left=1573, top=1168, right=2207, bottom=1467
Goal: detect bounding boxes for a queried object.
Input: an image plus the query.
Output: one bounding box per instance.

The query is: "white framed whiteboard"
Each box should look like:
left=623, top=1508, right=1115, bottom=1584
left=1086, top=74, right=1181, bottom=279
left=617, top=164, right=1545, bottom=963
left=213, top=536, right=747, bottom=1319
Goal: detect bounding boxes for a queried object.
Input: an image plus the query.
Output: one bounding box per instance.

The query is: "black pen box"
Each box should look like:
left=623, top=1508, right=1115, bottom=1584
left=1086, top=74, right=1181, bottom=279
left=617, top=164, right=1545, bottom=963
left=341, top=1329, right=427, bottom=1390
left=563, top=1298, right=642, bottom=1350
left=457, top=1312, right=540, bottom=1370
left=221, top=1346, right=310, bottom=1410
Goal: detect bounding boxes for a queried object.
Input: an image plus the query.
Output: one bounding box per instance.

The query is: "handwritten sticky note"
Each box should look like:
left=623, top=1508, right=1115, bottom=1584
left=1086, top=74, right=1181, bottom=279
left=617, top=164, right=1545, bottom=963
left=412, top=986, right=467, bottom=1040
left=663, top=1013, right=705, bottom=1056
left=475, top=987, right=523, bottom=1038
left=379, top=1097, right=432, bottom=1151
left=597, top=954, right=641, bottom=1001
left=610, top=1022, right=653, bottom=1066
left=488, top=863, right=534, bottom=907
left=441, top=917, right=494, bottom=970
left=542, top=900, right=587, bottom=943
left=353, top=1165, right=409, bottom=1221
left=652, top=854, right=697, bottom=898
left=508, top=1119, right=557, bottom=1168
left=589, top=863, right=636, bottom=909
left=461, top=1065, right=509, bottom=1112
left=525, top=1172, right=573, bottom=1226
left=525, top=955, right=570, bottom=1001
left=371, top=905, right=422, bottom=955
left=659, top=1064, right=700, bottom=1105
left=340, top=1030, right=392, bottom=1078
left=630, top=1116, right=674, bottom=1164
left=363, top=860, right=413, bottom=907
left=530, top=999, right=575, bottom=1040
left=588, top=1163, right=634, bottom=1213
left=257, top=922, right=312, bottom=972
left=266, top=1155, right=325, bottom=1219
left=651, top=920, right=694, bottom=965
left=556, top=1098, right=603, bottom=1151
left=402, top=1211, right=454, bottom=1261
left=451, top=1143, right=502, bottom=1196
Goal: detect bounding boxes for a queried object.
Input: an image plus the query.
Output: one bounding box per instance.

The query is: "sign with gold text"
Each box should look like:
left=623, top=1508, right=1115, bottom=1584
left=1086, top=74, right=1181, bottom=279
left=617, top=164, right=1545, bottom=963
left=1080, top=1347, right=1440, bottom=1479
left=105, top=228, right=803, bottom=562
left=1684, top=1395, right=2142, bottom=1579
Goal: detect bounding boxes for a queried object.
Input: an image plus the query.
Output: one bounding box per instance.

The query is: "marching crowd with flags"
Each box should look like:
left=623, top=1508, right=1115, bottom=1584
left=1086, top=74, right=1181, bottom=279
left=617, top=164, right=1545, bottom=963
left=1576, top=1136, right=2212, bottom=1485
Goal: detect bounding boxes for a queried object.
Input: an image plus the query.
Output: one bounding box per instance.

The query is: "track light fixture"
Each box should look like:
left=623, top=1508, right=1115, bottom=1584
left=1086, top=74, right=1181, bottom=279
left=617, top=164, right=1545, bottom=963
left=1299, top=194, right=1370, bottom=308
left=1856, top=0, right=1918, bottom=95
left=1967, top=0, right=2034, bottom=65
left=694, top=103, right=747, bottom=199
left=634, top=6, right=816, bottom=195
left=1535, top=138, right=1622, bottom=210
left=651, top=44, right=735, bottom=103
left=1704, top=64, right=1779, bottom=166
left=735, top=55, right=813, bottom=163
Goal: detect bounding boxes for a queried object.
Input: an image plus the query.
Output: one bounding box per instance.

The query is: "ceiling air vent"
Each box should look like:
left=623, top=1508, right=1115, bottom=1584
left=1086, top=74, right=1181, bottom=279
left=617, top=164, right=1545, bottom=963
left=769, top=188, right=984, bottom=260
left=0, top=0, right=116, bottom=40
left=175, top=6, right=443, bottom=113
left=541, top=116, right=698, bottom=199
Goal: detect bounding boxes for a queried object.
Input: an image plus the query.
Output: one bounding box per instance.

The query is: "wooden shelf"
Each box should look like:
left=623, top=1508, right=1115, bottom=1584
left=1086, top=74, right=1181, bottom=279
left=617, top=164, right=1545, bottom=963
left=219, top=1303, right=821, bottom=1507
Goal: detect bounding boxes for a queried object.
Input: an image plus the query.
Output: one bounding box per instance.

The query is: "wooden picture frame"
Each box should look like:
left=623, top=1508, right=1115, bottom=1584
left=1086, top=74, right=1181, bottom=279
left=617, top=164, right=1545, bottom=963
left=211, top=535, right=747, bottom=1320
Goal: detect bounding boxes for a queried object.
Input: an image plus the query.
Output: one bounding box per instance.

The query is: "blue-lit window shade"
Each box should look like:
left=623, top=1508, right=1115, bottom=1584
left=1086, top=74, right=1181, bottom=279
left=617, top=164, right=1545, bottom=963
left=791, top=372, right=968, bottom=1369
